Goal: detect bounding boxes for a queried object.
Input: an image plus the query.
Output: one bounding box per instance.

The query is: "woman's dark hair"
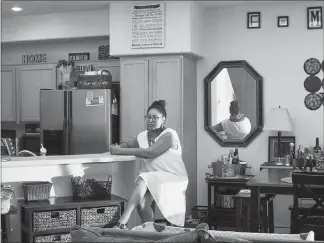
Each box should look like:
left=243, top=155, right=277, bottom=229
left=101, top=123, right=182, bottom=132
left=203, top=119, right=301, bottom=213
left=147, top=100, right=167, bottom=118
left=229, top=100, right=240, bottom=116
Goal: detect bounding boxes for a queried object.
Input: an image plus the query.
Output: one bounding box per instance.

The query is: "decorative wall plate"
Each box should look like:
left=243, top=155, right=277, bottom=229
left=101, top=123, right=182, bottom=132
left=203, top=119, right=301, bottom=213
left=322, top=60, right=324, bottom=72
left=322, top=78, right=324, bottom=89
left=304, top=93, right=322, bottom=110
left=304, top=76, right=322, bottom=93
left=304, top=58, right=321, bottom=75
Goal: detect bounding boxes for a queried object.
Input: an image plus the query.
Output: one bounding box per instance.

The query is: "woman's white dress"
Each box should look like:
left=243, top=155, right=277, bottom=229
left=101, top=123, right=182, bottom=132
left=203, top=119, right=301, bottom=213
left=136, top=128, right=188, bottom=226
left=221, top=117, right=252, bottom=139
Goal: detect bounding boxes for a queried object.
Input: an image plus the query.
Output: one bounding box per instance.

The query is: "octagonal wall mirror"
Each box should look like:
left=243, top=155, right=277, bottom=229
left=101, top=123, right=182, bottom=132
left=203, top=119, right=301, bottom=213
left=204, top=60, right=263, bottom=147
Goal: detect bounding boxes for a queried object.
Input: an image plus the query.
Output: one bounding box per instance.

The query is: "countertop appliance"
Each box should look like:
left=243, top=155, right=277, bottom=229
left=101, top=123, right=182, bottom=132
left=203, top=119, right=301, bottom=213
left=40, top=84, right=120, bottom=155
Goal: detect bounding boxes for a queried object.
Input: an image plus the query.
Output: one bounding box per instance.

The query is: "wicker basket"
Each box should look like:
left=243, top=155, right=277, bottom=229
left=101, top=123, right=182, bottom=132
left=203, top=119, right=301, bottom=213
left=98, top=45, right=110, bottom=60
left=192, top=206, right=208, bottom=220
left=71, top=175, right=112, bottom=199
left=77, top=70, right=112, bottom=89
left=33, top=209, right=77, bottom=232
left=80, top=205, right=120, bottom=227
left=22, top=182, right=52, bottom=201
left=34, top=233, right=71, bottom=242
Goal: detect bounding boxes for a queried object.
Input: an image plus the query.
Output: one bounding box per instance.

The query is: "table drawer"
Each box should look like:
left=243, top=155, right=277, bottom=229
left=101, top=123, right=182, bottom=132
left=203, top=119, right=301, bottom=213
left=81, top=205, right=120, bottom=227
left=33, top=209, right=77, bottom=232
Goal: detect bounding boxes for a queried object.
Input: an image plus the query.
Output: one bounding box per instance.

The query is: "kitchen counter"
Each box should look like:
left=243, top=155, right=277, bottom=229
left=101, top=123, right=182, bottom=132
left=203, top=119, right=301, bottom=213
left=1, top=153, right=136, bottom=168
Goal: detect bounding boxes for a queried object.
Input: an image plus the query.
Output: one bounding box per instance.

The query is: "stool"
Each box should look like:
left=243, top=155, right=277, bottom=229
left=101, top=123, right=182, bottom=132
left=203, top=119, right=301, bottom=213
left=234, top=192, right=275, bottom=233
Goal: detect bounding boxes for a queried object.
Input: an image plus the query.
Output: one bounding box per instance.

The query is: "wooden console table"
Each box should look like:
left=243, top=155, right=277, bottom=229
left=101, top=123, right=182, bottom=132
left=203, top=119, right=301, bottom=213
left=17, top=194, right=126, bottom=243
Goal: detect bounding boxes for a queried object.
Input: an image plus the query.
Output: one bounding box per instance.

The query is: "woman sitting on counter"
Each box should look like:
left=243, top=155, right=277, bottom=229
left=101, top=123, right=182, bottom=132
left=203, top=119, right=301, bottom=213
left=110, top=100, right=188, bottom=229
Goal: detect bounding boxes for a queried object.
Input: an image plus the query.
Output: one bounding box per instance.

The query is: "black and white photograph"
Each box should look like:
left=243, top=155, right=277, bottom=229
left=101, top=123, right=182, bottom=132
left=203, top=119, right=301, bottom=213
left=278, top=16, right=289, bottom=27
left=1, top=1, right=324, bottom=242
left=307, top=6, right=323, bottom=29
left=247, top=12, right=261, bottom=28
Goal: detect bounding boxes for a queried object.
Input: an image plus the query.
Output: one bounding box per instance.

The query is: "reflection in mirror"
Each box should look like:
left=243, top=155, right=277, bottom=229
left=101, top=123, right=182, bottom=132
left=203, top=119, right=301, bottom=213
left=204, top=61, right=263, bottom=147
left=211, top=68, right=256, bottom=140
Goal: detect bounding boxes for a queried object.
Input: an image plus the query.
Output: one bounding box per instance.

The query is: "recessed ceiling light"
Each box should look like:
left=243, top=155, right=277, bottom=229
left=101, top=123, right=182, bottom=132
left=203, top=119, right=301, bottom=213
left=11, top=5, right=23, bottom=12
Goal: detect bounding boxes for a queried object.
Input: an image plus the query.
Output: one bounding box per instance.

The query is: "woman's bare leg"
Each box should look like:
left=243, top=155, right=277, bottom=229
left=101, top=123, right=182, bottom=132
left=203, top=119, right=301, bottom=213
left=137, top=191, right=154, bottom=223
left=117, top=177, right=148, bottom=225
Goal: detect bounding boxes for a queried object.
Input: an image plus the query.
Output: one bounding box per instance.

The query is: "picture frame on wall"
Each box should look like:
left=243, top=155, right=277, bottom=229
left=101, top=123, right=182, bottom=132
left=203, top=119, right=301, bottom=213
left=278, top=16, right=289, bottom=27
left=307, top=6, right=323, bottom=29
left=247, top=12, right=261, bottom=29
left=68, top=52, right=90, bottom=61
left=268, top=136, right=295, bottom=162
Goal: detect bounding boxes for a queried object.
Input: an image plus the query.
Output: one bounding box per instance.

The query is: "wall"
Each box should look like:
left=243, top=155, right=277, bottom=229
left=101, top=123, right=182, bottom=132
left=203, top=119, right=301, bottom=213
left=109, top=1, right=203, bottom=56
left=1, top=9, right=110, bottom=43
left=197, top=1, right=324, bottom=231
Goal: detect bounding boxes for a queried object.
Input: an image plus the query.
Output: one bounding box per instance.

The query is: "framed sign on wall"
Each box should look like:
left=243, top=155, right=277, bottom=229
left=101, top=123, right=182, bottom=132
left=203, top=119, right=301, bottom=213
left=307, top=6, right=323, bottom=29
left=22, top=53, right=47, bottom=64
left=131, top=2, right=165, bottom=49
left=68, top=52, right=90, bottom=61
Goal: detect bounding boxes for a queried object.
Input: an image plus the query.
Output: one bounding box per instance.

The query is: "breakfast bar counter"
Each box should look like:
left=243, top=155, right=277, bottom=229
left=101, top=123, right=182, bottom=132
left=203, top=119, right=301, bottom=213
left=1, top=153, right=136, bottom=168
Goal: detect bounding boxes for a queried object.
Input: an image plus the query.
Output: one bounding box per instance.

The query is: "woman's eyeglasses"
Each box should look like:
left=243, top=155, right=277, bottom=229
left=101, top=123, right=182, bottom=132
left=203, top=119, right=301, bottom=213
left=144, top=115, right=161, bottom=121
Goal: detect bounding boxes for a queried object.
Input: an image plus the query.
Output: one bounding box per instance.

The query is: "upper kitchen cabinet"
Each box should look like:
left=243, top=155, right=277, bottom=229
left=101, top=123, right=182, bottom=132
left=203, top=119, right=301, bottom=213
left=1, top=67, right=17, bottom=122
left=18, top=64, right=56, bottom=122
left=120, top=55, right=197, bottom=216
left=120, top=59, right=149, bottom=139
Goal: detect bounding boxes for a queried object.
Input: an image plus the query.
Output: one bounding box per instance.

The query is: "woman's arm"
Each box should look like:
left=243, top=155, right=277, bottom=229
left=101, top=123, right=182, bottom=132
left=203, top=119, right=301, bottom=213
left=119, top=138, right=139, bottom=148
left=110, top=132, right=173, bottom=159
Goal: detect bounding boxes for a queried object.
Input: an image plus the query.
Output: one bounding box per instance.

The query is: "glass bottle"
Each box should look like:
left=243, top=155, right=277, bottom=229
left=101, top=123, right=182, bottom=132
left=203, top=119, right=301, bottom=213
left=313, top=137, right=322, bottom=160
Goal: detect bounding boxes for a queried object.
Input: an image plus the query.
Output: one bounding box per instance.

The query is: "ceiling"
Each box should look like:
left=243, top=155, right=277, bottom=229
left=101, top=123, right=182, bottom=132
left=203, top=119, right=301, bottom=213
left=198, top=1, right=303, bottom=9
left=1, top=1, right=304, bottom=18
left=1, top=1, right=111, bottom=18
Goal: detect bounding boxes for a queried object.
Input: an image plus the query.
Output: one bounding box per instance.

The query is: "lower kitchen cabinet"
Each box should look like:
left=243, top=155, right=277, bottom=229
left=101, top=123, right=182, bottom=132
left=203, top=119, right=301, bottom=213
left=17, top=195, right=126, bottom=243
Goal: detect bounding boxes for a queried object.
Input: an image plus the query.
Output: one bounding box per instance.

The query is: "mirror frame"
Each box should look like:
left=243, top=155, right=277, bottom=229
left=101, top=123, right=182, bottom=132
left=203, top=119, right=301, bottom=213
left=204, top=60, right=263, bottom=147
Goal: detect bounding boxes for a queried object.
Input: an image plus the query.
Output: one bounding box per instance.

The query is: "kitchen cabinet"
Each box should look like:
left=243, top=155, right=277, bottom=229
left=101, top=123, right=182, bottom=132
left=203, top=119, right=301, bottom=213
left=1, top=67, right=17, bottom=122
left=120, top=55, right=197, bottom=216
left=18, top=64, right=56, bottom=122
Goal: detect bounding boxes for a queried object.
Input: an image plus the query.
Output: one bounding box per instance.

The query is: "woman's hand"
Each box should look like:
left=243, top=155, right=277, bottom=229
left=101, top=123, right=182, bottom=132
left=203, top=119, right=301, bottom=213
left=110, top=144, right=121, bottom=155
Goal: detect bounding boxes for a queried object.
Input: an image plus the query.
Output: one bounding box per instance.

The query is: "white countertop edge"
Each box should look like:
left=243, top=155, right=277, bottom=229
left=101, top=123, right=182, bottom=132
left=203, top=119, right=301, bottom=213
left=1, top=154, right=136, bottom=168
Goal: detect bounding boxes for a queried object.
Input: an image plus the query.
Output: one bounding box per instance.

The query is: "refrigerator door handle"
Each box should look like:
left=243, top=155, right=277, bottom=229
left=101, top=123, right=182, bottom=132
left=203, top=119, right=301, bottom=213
left=68, top=118, right=72, bottom=154
left=63, top=118, right=68, bottom=155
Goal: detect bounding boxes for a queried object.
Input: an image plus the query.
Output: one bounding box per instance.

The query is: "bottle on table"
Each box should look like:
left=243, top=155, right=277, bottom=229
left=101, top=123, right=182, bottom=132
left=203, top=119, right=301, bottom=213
left=232, top=147, right=239, bottom=164
left=313, top=137, right=322, bottom=160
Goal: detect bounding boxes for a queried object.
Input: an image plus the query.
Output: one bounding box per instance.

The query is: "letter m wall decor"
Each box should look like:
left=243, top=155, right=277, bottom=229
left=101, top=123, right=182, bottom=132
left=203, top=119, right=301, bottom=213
left=307, top=6, right=323, bottom=29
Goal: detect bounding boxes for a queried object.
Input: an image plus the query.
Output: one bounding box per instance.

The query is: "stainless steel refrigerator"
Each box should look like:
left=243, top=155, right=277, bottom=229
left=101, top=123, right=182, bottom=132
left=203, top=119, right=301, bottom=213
left=40, top=85, right=120, bottom=155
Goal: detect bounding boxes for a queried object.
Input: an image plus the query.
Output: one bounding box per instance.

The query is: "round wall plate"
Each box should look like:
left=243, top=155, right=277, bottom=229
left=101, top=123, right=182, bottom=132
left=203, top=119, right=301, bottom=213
left=304, top=76, right=322, bottom=93
left=304, top=93, right=322, bottom=110
left=304, top=58, right=321, bottom=75
left=322, top=60, right=324, bottom=72
left=322, top=78, right=324, bottom=89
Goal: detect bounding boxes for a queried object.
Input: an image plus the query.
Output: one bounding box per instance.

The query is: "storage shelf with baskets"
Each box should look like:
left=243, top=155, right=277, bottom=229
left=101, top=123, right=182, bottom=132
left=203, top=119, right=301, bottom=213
left=17, top=195, right=126, bottom=243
